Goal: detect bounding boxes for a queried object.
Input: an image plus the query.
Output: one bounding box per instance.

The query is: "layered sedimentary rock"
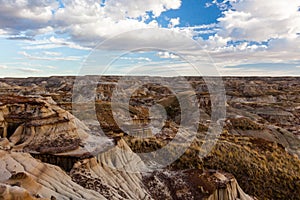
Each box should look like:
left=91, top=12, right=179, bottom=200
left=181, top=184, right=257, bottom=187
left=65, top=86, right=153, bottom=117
left=0, top=122, right=252, bottom=200
left=0, top=143, right=252, bottom=200
left=0, top=150, right=105, bottom=200
left=0, top=95, right=113, bottom=170
left=143, top=169, right=253, bottom=200
left=70, top=139, right=152, bottom=200
left=0, top=95, right=250, bottom=199
left=70, top=139, right=253, bottom=200
left=0, top=76, right=299, bottom=199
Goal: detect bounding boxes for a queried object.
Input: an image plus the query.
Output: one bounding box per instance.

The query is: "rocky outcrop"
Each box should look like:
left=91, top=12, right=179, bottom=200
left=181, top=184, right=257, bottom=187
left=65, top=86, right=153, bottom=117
left=0, top=183, right=47, bottom=200
left=143, top=169, right=253, bottom=200
left=0, top=76, right=299, bottom=199
left=0, top=95, right=114, bottom=173
left=0, top=150, right=105, bottom=200
left=224, top=77, right=300, bottom=137
left=70, top=139, right=253, bottom=200
left=0, top=95, right=113, bottom=153
left=70, top=139, right=152, bottom=200
left=0, top=94, right=252, bottom=199
left=0, top=105, right=8, bottom=139
left=119, top=130, right=300, bottom=199
left=0, top=132, right=253, bottom=200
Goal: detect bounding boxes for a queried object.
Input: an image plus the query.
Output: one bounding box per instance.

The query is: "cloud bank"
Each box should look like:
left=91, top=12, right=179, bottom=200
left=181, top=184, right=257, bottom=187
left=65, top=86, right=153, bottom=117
left=0, top=0, right=299, bottom=76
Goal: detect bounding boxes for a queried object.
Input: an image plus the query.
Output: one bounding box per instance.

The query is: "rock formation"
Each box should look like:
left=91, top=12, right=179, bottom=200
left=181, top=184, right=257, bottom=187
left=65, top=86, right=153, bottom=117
left=0, top=95, right=113, bottom=171
left=0, top=94, right=253, bottom=200
left=143, top=169, right=253, bottom=200
left=0, top=150, right=105, bottom=200
left=0, top=76, right=299, bottom=199
left=70, top=139, right=253, bottom=200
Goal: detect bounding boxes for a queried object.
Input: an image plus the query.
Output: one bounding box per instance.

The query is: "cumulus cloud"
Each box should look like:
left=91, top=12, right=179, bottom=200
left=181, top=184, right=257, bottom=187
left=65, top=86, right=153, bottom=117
left=52, top=0, right=182, bottom=45
left=180, top=0, right=300, bottom=70
left=217, top=0, right=300, bottom=41
left=0, top=0, right=299, bottom=76
left=87, top=28, right=197, bottom=52
left=0, top=0, right=58, bottom=35
left=0, top=0, right=183, bottom=46
left=168, top=17, right=180, bottom=28
left=157, top=51, right=179, bottom=59
left=104, top=0, right=181, bottom=19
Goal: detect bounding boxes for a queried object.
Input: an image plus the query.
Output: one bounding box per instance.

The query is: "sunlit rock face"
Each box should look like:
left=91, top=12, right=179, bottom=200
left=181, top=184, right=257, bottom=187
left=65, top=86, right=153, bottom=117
left=0, top=95, right=114, bottom=171
left=70, top=139, right=253, bottom=200
left=0, top=150, right=105, bottom=200
left=0, top=142, right=252, bottom=200
left=70, top=139, right=152, bottom=200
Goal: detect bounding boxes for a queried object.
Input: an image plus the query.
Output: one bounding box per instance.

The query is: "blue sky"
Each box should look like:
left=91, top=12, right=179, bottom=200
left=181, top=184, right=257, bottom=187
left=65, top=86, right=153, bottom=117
left=0, top=0, right=299, bottom=77
left=153, top=0, right=222, bottom=27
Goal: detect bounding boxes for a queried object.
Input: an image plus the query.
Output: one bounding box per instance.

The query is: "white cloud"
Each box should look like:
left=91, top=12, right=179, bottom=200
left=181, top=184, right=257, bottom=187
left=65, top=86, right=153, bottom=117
left=19, top=51, right=82, bottom=61
left=209, top=0, right=232, bottom=11
left=18, top=67, right=42, bottom=73
left=22, top=36, right=91, bottom=50
left=51, top=0, right=182, bottom=46
left=104, top=0, right=181, bottom=19
left=119, top=57, right=152, bottom=62
left=0, top=29, right=8, bottom=35
left=168, top=17, right=180, bottom=28
left=157, top=51, right=179, bottom=59
left=217, top=0, right=300, bottom=41
left=0, top=0, right=182, bottom=47
left=182, top=0, right=300, bottom=71
left=83, top=28, right=197, bottom=53
left=0, top=0, right=58, bottom=34
left=46, top=65, right=57, bottom=69
left=0, top=65, right=8, bottom=69
left=0, top=0, right=299, bottom=76
left=43, top=51, right=62, bottom=56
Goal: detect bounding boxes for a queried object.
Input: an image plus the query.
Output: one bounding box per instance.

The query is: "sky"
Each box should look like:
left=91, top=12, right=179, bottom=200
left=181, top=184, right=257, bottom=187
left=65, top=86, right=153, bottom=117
left=0, top=0, right=299, bottom=77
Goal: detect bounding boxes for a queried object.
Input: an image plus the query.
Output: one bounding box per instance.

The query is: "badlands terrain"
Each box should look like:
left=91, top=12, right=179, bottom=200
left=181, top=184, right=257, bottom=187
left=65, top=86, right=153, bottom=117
left=0, top=76, right=299, bottom=200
